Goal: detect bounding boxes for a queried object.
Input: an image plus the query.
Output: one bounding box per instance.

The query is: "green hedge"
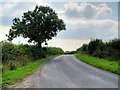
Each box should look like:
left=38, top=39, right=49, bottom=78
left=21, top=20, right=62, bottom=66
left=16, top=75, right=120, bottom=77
left=77, top=39, right=120, bottom=61
left=1, top=41, right=64, bottom=72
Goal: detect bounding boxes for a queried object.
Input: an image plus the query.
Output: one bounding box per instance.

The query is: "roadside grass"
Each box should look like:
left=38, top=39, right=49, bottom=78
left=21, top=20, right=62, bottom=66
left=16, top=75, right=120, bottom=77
left=2, top=55, right=57, bottom=87
left=75, top=53, right=119, bottom=75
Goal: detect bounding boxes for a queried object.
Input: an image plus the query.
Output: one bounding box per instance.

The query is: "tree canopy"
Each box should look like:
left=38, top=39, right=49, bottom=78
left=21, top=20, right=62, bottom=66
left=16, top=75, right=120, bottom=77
left=7, top=5, right=66, bottom=47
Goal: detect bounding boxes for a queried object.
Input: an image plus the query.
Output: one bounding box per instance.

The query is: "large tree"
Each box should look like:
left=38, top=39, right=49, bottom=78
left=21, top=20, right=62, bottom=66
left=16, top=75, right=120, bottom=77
left=7, top=5, right=66, bottom=48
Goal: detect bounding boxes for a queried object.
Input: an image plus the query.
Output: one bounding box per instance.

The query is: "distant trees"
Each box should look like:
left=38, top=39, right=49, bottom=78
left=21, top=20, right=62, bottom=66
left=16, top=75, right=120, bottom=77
left=64, top=51, right=76, bottom=54
left=45, top=47, right=64, bottom=55
left=7, top=5, right=66, bottom=48
left=77, top=39, right=120, bottom=61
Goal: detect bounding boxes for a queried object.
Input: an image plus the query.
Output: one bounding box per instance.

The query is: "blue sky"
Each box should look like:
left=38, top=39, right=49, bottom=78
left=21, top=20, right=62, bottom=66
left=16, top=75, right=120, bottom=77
left=0, top=0, right=119, bottom=51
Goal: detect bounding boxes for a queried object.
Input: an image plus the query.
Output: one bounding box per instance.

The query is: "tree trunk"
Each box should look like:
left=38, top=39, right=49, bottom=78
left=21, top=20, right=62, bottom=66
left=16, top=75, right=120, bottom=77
left=38, top=42, right=42, bottom=49
left=37, top=42, right=46, bottom=58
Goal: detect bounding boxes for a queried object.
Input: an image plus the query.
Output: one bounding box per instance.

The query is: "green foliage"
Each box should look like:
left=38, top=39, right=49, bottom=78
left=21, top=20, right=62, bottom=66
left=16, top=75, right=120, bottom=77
left=1, top=41, right=62, bottom=86
left=7, top=5, right=66, bottom=47
left=87, top=39, right=104, bottom=56
left=2, top=5, right=66, bottom=86
left=2, top=42, right=31, bottom=70
left=45, top=47, right=64, bottom=55
left=77, top=39, right=120, bottom=61
left=10, top=63, right=16, bottom=70
left=1, top=41, right=64, bottom=72
left=75, top=53, right=119, bottom=75
left=64, top=51, right=76, bottom=54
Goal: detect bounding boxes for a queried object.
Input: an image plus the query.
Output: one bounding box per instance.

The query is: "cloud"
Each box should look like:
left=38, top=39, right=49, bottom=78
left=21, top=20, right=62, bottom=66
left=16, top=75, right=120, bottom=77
left=62, top=2, right=112, bottom=19
left=56, top=2, right=117, bottom=41
left=43, top=37, right=90, bottom=51
left=1, top=2, right=33, bottom=26
left=12, top=37, right=30, bottom=45
left=1, top=1, right=51, bottom=26
left=97, top=3, right=112, bottom=16
left=0, top=2, right=17, bottom=17
left=0, top=25, right=10, bottom=41
left=57, top=19, right=118, bottom=40
left=0, top=3, right=3, bottom=17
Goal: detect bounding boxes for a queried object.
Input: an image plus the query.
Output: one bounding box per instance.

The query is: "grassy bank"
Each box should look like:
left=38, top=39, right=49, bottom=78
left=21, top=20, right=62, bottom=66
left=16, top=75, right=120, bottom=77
left=75, top=53, right=119, bottom=75
left=2, top=55, right=57, bottom=87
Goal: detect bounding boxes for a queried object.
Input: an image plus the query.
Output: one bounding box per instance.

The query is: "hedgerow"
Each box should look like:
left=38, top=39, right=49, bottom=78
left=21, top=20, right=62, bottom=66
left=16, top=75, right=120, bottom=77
left=1, top=41, right=64, bottom=72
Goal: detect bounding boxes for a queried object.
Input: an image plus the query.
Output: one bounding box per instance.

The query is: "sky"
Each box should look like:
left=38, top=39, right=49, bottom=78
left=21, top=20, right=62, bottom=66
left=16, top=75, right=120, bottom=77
left=0, top=0, right=119, bottom=51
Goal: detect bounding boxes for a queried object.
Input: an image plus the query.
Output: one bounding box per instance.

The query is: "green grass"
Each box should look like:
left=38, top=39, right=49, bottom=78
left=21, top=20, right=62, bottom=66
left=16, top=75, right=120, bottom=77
left=75, top=53, right=119, bottom=75
left=2, top=55, right=56, bottom=87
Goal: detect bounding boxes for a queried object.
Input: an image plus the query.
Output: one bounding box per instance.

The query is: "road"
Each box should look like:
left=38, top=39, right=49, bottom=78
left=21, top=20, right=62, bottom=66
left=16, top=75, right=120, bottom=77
left=16, top=55, right=118, bottom=88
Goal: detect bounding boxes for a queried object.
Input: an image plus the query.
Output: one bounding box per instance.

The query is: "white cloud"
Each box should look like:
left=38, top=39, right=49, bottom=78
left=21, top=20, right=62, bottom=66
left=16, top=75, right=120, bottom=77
left=1, top=2, right=17, bottom=17
left=97, top=3, right=112, bottom=16
left=12, top=37, right=30, bottom=45
left=0, top=25, right=10, bottom=41
left=62, top=2, right=112, bottom=19
left=59, top=18, right=118, bottom=40
left=66, top=19, right=117, bottom=32
left=57, top=2, right=117, bottom=41
left=43, top=37, right=90, bottom=51
left=1, top=1, right=52, bottom=26
left=1, top=1, right=51, bottom=17
left=0, top=3, right=3, bottom=16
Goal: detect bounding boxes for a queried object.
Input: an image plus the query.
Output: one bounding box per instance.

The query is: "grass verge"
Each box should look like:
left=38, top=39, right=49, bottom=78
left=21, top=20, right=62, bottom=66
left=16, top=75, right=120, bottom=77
left=75, top=53, right=119, bottom=75
left=2, top=55, right=57, bottom=87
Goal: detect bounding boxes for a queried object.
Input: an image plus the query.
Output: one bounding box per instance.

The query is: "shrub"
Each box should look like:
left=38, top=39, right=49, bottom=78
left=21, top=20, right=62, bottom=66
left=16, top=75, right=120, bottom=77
left=77, top=39, right=120, bottom=61
left=1, top=41, right=64, bottom=72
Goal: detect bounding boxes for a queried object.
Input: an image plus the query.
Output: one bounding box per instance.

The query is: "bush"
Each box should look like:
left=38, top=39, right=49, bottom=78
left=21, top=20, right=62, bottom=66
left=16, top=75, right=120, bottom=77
left=77, top=39, right=120, bottom=61
left=64, top=51, right=76, bottom=54
left=46, top=47, right=64, bottom=55
left=10, top=63, right=16, bottom=70
left=1, top=41, right=64, bottom=72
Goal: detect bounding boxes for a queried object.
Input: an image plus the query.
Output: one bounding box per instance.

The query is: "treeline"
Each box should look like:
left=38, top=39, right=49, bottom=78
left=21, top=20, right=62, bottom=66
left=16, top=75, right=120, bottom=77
left=64, top=51, right=76, bottom=54
left=45, top=47, right=64, bottom=55
left=76, top=39, right=120, bottom=61
left=1, top=41, right=64, bottom=72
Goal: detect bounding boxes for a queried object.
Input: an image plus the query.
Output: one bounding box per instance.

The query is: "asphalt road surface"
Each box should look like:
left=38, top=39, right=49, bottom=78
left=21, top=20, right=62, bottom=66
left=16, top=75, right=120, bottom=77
left=16, top=55, right=118, bottom=88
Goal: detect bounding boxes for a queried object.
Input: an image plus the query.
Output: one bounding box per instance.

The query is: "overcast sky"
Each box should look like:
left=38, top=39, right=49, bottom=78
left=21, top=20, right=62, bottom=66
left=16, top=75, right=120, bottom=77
left=0, top=0, right=118, bottom=51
